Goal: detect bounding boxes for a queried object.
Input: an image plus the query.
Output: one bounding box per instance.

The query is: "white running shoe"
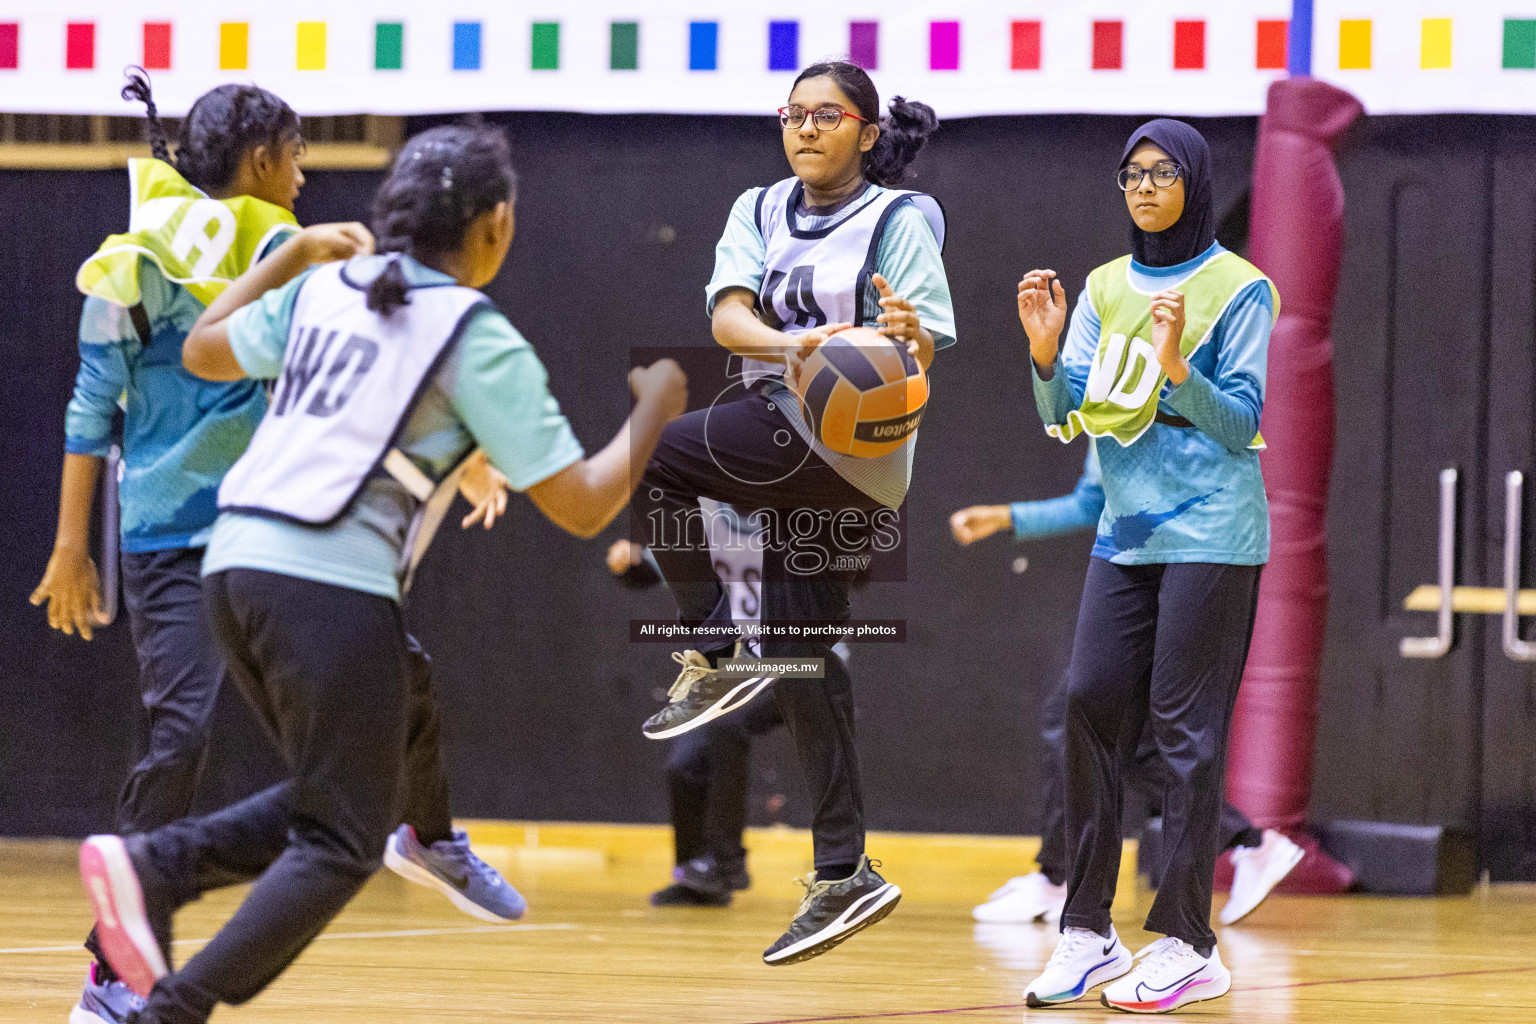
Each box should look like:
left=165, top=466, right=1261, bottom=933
left=1220, top=829, right=1304, bottom=925
left=1023, top=925, right=1132, bottom=1008
left=973, top=872, right=1068, bottom=924
left=1100, top=937, right=1231, bottom=1013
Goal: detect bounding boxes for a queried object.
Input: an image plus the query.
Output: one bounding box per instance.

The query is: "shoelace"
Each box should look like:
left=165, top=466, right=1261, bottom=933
left=1133, top=936, right=1189, bottom=974
left=789, top=858, right=876, bottom=916
left=104, top=978, right=146, bottom=1010
left=437, top=832, right=499, bottom=885
left=792, top=872, right=828, bottom=916
left=1047, top=927, right=1105, bottom=968
left=667, top=651, right=715, bottom=701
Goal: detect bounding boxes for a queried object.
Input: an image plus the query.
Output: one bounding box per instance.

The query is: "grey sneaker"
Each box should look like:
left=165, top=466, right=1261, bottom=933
left=762, top=855, right=902, bottom=966
left=71, top=964, right=145, bottom=1024
left=642, top=645, right=774, bottom=740
left=384, top=826, right=526, bottom=923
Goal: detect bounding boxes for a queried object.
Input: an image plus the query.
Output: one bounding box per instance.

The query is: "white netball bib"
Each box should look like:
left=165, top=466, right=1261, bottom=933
left=219, top=259, right=487, bottom=525
left=738, top=178, right=945, bottom=385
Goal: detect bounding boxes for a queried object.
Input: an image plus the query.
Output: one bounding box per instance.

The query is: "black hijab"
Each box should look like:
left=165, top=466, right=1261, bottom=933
left=1119, top=118, right=1214, bottom=268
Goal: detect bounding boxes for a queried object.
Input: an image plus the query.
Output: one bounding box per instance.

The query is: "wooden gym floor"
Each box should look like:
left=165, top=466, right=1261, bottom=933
left=2, top=823, right=1533, bottom=1023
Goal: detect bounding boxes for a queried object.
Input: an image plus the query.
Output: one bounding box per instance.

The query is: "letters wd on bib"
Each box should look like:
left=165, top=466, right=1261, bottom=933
left=219, top=259, right=483, bottom=523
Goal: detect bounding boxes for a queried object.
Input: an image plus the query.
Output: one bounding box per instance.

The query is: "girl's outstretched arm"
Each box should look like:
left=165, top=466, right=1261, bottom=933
left=183, top=223, right=374, bottom=380
left=525, top=361, right=687, bottom=539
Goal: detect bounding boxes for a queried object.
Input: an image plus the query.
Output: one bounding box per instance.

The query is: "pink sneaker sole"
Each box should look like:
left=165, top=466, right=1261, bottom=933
left=79, top=836, right=167, bottom=997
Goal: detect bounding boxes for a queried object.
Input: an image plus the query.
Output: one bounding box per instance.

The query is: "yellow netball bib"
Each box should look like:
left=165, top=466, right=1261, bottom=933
left=1048, top=251, right=1278, bottom=448
left=76, top=158, right=299, bottom=309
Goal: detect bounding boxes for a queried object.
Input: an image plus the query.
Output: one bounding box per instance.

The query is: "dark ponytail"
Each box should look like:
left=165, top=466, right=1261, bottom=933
left=366, top=123, right=517, bottom=316
left=865, top=96, right=939, bottom=188
left=120, top=66, right=170, bottom=163
left=367, top=259, right=411, bottom=317
left=790, top=60, right=939, bottom=187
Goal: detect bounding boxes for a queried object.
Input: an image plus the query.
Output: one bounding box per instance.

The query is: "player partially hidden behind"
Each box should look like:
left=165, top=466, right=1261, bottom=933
left=1016, top=119, right=1279, bottom=1013
left=951, top=450, right=1302, bottom=930
left=76, top=123, right=686, bottom=1023
left=608, top=503, right=787, bottom=907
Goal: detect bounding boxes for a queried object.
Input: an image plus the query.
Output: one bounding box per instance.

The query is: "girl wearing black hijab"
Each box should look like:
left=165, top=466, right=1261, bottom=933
left=1014, top=119, right=1279, bottom=1013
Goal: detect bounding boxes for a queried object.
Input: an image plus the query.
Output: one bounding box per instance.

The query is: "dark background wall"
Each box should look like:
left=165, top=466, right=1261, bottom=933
left=2, top=112, right=1530, bottom=868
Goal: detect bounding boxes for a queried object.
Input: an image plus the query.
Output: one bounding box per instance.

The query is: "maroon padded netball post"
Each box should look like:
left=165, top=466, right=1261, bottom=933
left=1222, top=76, right=1361, bottom=895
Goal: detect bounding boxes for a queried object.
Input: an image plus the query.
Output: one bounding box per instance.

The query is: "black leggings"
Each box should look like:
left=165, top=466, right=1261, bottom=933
left=1059, top=558, right=1262, bottom=950
left=633, top=388, right=880, bottom=870
left=133, top=569, right=414, bottom=1023
left=668, top=686, right=785, bottom=868
left=1035, top=671, right=1260, bottom=887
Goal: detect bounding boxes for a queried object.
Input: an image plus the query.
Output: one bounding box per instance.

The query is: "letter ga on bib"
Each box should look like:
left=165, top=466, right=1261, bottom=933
left=1047, top=252, right=1278, bottom=449
left=76, top=159, right=298, bottom=309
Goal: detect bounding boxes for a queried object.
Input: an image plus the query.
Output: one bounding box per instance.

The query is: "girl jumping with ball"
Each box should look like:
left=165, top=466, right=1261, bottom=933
left=634, top=60, right=954, bottom=965
left=1017, top=119, right=1277, bottom=1013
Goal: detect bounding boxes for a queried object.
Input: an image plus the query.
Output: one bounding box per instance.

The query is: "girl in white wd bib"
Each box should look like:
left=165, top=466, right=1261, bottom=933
left=633, top=60, right=955, bottom=967
left=78, top=125, right=686, bottom=1024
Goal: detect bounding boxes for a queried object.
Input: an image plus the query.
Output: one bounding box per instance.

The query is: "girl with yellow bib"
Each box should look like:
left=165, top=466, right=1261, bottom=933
left=1016, top=119, right=1276, bottom=1014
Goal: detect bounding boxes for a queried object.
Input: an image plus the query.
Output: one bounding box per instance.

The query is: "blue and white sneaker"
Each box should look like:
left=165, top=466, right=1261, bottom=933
left=70, top=963, right=145, bottom=1024
left=1024, top=925, right=1133, bottom=1008
left=384, top=826, right=526, bottom=923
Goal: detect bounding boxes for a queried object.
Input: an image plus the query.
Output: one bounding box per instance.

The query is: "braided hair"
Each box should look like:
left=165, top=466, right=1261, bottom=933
left=790, top=61, right=939, bottom=187
left=366, top=124, right=518, bottom=316
left=121, top=67, right=301, bottom=193
left=121, top=67, right=170, bottom=163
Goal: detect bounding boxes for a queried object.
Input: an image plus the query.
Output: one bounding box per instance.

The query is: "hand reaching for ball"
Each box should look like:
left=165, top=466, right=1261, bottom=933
left=785, top=320, right=852, bottom=389
left=873, top=273, right=919, bottom=350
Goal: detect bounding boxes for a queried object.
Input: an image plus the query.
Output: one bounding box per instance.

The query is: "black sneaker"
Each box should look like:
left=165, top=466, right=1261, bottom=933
left=718, top=857, right=751, bottom=892
left=651, top=858, right=734, bottom=907
left=762, top=855, right=901, bottom=966
left=641, top=645, right=774, bottom=740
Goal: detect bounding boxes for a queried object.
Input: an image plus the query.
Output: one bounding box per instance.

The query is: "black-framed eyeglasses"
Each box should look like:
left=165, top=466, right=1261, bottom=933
left=1117, top=160, right=1182, bottom=191
left=778, top=105, right=871, bottom=131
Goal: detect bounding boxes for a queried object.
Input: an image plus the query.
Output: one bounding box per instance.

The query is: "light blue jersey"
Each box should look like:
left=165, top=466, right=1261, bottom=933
left=1032, top=242, right=1271, bottom=565
left=203, top=255, right=584, bottom=601
left=1011, top=449, right=1105, bottom=541
left=65, top=252, right=282, bottom=552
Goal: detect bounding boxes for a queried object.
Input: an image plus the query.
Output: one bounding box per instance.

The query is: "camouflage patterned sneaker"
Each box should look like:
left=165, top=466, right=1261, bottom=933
left=762, top=855, right=902, bottom=966
left=641, top=645, right=774, bottom=740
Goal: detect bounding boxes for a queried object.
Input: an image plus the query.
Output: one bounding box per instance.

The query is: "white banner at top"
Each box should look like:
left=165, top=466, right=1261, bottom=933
left=0, top=0, right=1531, bottom=118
